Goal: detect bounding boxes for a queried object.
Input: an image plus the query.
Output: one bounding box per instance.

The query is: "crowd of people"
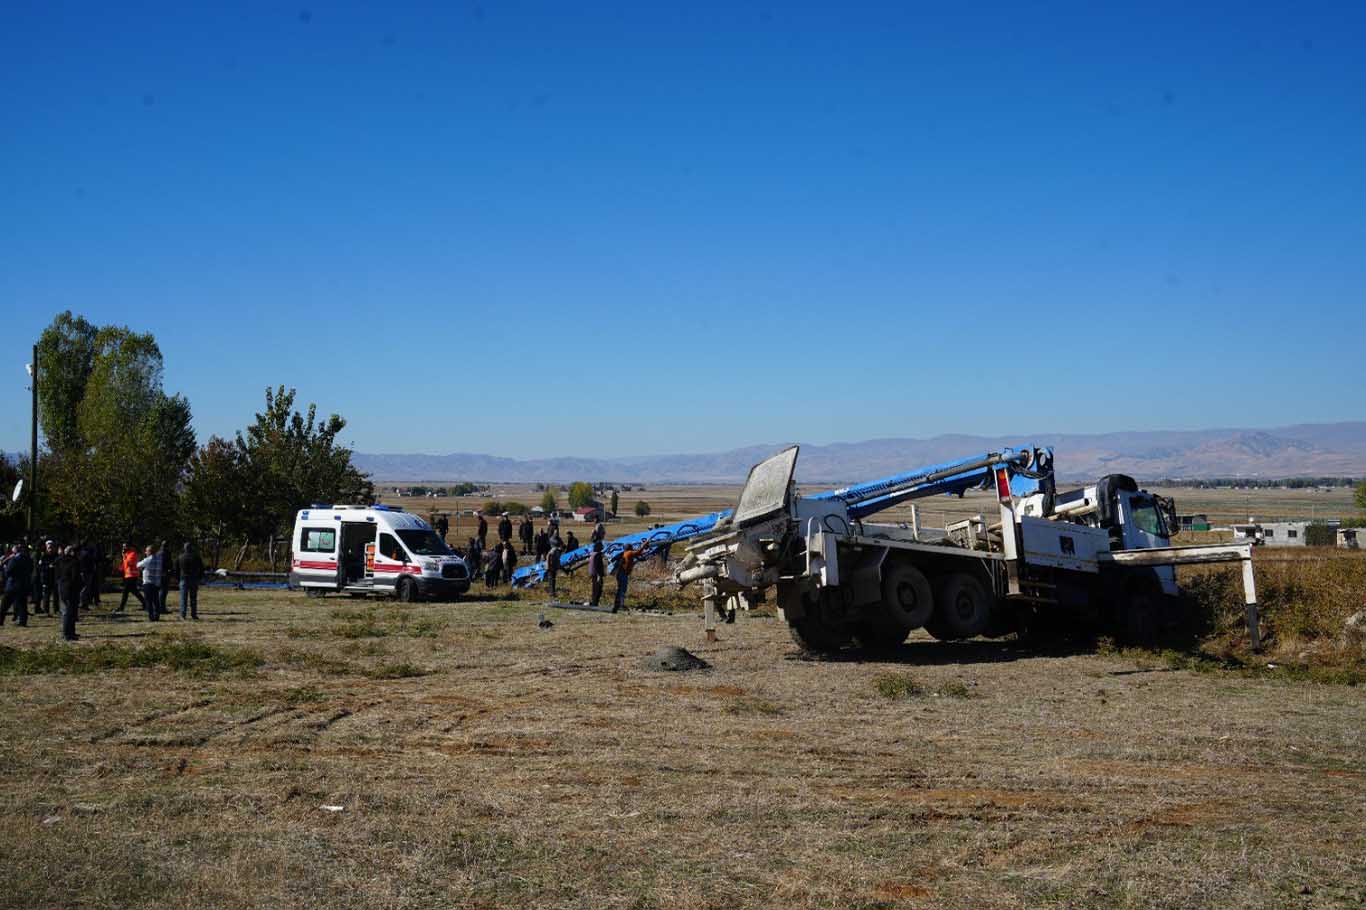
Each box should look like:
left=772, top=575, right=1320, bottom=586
left=439, top=510, right=650, bottom=611
left=0, top=536, right=206, bottom=641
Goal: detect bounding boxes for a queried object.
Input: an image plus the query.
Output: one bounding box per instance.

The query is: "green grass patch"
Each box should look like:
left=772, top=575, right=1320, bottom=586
left=0, top=636, right=262, bottom=677
left=364, top=661, right=430, bottom=680
left=331, top=620, right=387, bottom=639
left=873, top=673, right=924, bottom=699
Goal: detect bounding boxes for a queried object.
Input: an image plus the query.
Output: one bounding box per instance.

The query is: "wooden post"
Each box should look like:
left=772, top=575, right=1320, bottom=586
left=1242, top=554, right=1261, bottom=651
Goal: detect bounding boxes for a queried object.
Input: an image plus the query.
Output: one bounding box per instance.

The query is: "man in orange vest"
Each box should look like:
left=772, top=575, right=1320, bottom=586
left=116, top=542, right=146, bottom=612
left=613, top=543, right=645, bottom=613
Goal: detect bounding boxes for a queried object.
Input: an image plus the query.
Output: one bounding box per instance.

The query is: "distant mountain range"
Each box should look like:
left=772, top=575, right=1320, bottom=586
left=354, top=422, right=1366, bottom=484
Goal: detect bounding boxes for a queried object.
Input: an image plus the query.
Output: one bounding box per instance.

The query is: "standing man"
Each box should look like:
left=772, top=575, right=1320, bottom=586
left=464, top=537, right=481, bottom=580
left=157, top=540, right=172, bottom=618
left=179, top=542, right=203, bottom=621
left=55, top=545, right=82, bottom=641
left=565, top=530, right=580, bottom=553
left=497, top=513, right=513, bottom=546
left=436, top=513, right=449, bottom=542
left=138, top=544, right=162, bottom=621
left=547, top=510, right=560, bottom=536
left=476, top=513, right=488, bottom=550
left=545, top=538, right=563, bottom=599
left=613, top=543, right=643, bottom=613
left=78, top=543, right=97, bottom=609
left=118, top=543, right=145, bottom=612
left=591, top=520, right=606, bottom=545
left=503, top=541, right=518, bottom=585
left=588, top=542, right=605, bottom=608
left=1, top=543, right=34, bottom=627
left=534, top=528, right=549, bottom=563
left=32, top=540, right=55, bottom=615
left=518, top=516, right=533, bottom=555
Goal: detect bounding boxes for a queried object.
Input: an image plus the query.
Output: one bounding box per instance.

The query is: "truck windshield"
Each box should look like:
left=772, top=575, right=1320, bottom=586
left=1128, top=497, right=1166, bottom=537
left=397, top=529, right=453, bottom=556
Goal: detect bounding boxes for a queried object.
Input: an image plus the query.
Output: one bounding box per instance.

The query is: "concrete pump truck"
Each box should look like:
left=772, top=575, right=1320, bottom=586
left=671, top=445, right=1261, bottom=653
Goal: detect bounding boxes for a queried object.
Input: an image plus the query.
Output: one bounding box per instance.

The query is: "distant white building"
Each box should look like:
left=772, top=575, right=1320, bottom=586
left=1260, top=521, right=1310, bottom=547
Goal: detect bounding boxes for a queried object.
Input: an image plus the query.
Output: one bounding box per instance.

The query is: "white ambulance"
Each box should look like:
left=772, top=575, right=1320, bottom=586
left=289, top=505, right=471, bottom=601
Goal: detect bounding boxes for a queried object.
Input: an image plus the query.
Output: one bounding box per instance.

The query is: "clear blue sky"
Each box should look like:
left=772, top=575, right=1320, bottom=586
left=3, top=2, right=1363, bottom=459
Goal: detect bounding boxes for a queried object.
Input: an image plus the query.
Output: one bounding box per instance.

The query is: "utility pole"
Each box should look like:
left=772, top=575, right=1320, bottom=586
left=28, top=343, right=37, bottom=532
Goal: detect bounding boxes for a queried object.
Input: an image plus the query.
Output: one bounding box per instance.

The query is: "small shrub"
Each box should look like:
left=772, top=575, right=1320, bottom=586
left=873, top=673, right=923, bottom=699
left=935, top=679, right=973, bottom=699
left=364, top=661, right=430, bottom=680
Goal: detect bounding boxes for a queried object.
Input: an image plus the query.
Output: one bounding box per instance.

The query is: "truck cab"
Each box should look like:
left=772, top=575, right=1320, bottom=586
left=290, top=505, right=471, bottom=601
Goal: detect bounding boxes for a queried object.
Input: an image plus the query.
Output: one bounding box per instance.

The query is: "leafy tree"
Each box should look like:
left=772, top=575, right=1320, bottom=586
left=233, top=386, right=373, bottom=568
left=40, top=319, right=194, bottom=544
left=35, top=311, right=100, bottom=455
left=182, top=436, right=250, bottom=568
left=1356, top=480, right=1366, bottom=513
left=504, top=501, right=529, bottom=516
left=540, top=489, right=557, bottom=513
left=481, top=500, right=505, bottom=516
left=634, top=500, right=651, bottom=517
left=609, top=490, right=619, bottom=516
left=568, top=481, right=595, bottom=509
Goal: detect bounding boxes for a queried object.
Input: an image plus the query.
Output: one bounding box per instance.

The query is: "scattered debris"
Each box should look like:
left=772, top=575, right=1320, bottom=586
left=643, top=646, right=710, bottom=672
left=42, top=816, right=61, bottom=825
left=320, top=804, right=345, bottom=812
left=538, top=613, right=554, bottom=629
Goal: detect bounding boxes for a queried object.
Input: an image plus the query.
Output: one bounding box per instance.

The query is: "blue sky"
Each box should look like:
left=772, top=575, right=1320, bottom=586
left=3, top=2, right=1363, bottom=459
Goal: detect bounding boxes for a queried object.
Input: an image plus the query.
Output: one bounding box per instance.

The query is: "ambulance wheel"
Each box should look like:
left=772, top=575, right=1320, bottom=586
left=304, top=587, right=326, bottom=599
left=929, top=573, right=991, bottom=640
left=395, top=578, right=419, bottom=603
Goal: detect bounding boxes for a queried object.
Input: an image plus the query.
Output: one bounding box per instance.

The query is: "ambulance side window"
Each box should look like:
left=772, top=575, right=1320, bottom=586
left=379, top=533, right=406, bottom=561
left=301, top=528, right=336, bottom=552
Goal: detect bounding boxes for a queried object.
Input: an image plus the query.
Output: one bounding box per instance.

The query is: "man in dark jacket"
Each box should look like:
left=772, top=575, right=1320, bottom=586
left=55, top=545, right=82, bottom=641
left=33, top=541, right=57, bottom=614
left=179, top=543, right=204, bottom=620
left=565, top=531, right=580, bottom=552
left=476, top=514, right=488, bottom=550
left=587, top=542, right=605, bottom=607
left=497, top=514, right=513, bottom=545
left=503, top=542, right=518, bottom=585
left=78, top=544, right=97, bottom=609
left=545, top=540, right=563, bottom=599
left=1, top=543, right=34, bottom=626
left=518, top=517, right=533, bottom=554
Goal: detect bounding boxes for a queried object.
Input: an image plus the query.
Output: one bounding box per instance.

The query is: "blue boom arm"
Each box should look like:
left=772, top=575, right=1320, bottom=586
left=511, top=446, right=1052, bottom=589
left=511, top=510, right=732, bottom=588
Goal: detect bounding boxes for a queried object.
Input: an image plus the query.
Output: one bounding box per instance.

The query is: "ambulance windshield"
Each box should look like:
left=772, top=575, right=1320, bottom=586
left=397, top=529, right=454, bottom=556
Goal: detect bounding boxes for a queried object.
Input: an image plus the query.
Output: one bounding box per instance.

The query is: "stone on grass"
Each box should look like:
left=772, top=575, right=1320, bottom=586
left=643, top=646, right=709, bottom=672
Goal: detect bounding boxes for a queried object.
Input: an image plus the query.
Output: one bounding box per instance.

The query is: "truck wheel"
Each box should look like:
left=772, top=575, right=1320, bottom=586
left=854, top=564, right=933, bottom=651
left=396, top=578, right=419, bottom=603
left=787, top=617, right=844, bottom=655
left=304, top=587, right=326, bottom=600
left=1121, top=591, right=1160, bottom=646
left=928, top=573, right=991, bottom=640
left=881, top=563, right=934, bottom=629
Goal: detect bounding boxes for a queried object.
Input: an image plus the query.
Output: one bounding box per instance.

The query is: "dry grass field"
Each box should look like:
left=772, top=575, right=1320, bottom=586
left=2, top=578, right=1364, bottom=910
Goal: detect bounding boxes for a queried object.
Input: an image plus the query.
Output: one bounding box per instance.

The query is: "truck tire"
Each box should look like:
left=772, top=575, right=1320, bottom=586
left=928, top=573, right=991, bottom=640
left=854, top=563, right=933, bottom=651
left=1120, top=591, right=1161, bottom=646
left=787, top=617, right=844, bottom=655
left=396, top=577, right=418, bottom=603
